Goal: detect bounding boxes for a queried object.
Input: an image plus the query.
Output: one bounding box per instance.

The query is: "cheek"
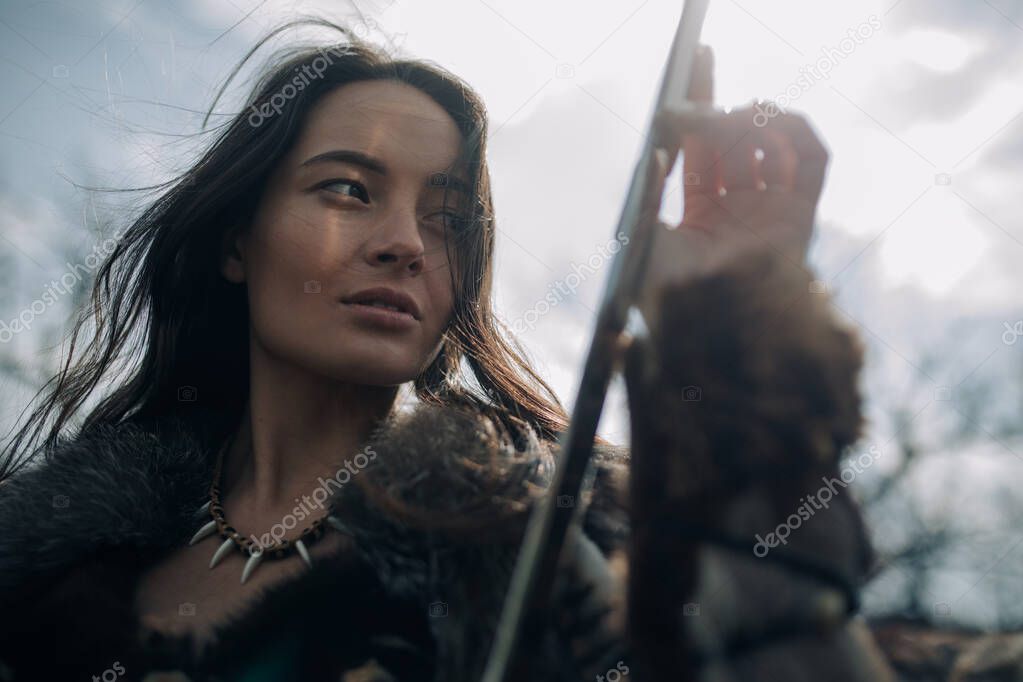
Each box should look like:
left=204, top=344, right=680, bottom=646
left=423, top=270, right=456, bottom=335
left=240, top=222, right=457, bottom=382
left=245, top=228, right=332, bottom=334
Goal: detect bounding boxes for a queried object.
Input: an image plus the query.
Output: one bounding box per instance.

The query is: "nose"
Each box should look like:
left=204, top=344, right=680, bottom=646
left=363, top=209, right=425, bottom=275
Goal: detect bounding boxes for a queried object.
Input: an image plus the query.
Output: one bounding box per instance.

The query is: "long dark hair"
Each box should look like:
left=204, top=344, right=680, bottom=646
left=0, top=18, right=575, bottom=482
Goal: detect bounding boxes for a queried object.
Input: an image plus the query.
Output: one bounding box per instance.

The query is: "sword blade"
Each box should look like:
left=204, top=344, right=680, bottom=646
left=480, top=2, right=712, bottom=680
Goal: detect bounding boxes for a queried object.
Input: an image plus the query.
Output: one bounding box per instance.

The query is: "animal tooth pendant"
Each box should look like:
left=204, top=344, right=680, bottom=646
left=327, top=515, right=354, bottom=535
left=187, top=512, right=331, bottom=583
left=209, top=539, right=235, bottom=569
left=189, top=520, right=217, bottom=546
left=295, top=539, right=313, bottom=568
left=193, top=434, right=342, bottom=584
left=241, top=550, right=264, bottom=584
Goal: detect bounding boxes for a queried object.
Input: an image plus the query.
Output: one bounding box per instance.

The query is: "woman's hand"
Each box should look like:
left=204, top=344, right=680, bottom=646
left=636, top=46, right=830, bottom=337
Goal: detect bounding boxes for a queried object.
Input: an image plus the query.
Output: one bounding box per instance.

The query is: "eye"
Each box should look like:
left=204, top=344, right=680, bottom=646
left=316, top=178, right=369, bottom=204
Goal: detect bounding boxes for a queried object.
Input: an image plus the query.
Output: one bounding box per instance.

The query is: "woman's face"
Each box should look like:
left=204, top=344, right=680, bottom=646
left=223, top=79, right=467, bottom=385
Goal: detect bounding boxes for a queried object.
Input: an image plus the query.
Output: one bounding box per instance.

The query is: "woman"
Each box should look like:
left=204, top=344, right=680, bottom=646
left=0, top=18, right=889, bottom=682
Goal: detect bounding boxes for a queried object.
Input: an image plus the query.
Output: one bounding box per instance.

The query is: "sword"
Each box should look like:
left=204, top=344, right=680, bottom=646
left=481, top=2, right=713, bottom=679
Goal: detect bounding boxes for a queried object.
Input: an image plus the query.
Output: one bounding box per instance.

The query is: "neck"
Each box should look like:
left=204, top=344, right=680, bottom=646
left=222, top=342, right=400, bottom=508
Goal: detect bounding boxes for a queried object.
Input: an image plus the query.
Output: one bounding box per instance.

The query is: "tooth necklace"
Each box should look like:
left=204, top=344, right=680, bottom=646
left=187, top=431, right=352, bottom=584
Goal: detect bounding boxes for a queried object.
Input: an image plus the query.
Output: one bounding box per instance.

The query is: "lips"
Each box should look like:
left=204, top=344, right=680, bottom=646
left=340, top=287, right=421, bottom=321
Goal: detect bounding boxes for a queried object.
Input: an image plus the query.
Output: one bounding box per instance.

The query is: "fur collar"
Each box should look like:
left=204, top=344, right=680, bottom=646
left=0, top=400, right=629, bottom=679
left=0, top=402, right=627, bottom=593
left=0, top=412, right=215, bottom=598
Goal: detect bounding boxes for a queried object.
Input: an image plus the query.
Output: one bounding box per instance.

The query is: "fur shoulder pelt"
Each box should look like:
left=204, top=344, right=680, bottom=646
left=325, top=402, right=631, bottom=680
left=0, top=401, right=629, bottom=681
left=0, top=413, right=215, bottom=600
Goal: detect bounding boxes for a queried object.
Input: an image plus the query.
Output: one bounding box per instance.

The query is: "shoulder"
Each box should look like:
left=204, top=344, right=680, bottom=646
left=5, top=413, right=206, bottom=487
left=332, top=399, right=631, bottom=555
left=0, top=413, right=214, bottom=596
left=0, top=413, right=212, bottom=515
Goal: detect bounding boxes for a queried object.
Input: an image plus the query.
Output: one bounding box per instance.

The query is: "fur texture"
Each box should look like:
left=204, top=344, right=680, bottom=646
left=623, top=247, right=890, bottom=680
left=0, top=401, right=629, bottom=681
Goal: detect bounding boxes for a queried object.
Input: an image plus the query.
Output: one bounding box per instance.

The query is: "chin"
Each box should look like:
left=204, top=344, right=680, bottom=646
left=335, top=362, right=420, bottom=387
left=315, top=345, right=432, bottom=387
left=262, top=329, right=443, bottom=387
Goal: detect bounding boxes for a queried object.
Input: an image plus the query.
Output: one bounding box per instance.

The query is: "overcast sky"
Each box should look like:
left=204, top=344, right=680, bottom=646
left=1, top=0, right=1022, bottom=621
left=0, top=0, right=1020, bottom=442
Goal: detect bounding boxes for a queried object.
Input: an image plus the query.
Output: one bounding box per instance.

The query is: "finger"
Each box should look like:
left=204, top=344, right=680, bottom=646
left=717, top=110, right=758, bottom=193
left=686, top=44, right=714, bottom=103
left=771, top=113, right=830, bottom=204
left=683, top=45, right=717, bottom=198
left=753, top=124, right=797, bottom=190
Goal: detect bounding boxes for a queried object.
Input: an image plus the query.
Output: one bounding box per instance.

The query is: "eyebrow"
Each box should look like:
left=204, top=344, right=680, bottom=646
left=300, top=149, right=471, bottom=197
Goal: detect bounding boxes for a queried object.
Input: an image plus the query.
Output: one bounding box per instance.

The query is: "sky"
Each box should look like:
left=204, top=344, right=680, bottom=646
left=1, top=0, right=1022, bottom=624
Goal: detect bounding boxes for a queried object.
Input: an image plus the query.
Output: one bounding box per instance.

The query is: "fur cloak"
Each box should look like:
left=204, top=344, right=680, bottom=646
left=0, top=396, right=631, bottom=681
left=0, top=247, right=882, bottom=681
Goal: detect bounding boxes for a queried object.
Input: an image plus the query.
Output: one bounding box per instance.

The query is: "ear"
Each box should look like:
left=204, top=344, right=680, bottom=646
left=220, top=225, right=247, bottom=284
